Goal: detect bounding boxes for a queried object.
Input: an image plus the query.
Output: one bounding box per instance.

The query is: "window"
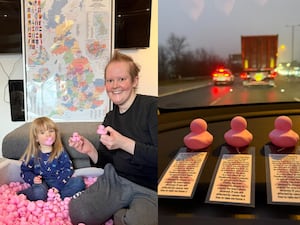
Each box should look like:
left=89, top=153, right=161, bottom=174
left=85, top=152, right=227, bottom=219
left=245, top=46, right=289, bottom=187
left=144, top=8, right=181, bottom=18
left=159, top=0, right=300, bottom=110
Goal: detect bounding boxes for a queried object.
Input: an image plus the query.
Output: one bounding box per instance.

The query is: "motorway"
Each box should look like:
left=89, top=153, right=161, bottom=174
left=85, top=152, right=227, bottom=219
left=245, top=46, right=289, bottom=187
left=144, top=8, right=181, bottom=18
left=158, top=75, right=300, bottom=109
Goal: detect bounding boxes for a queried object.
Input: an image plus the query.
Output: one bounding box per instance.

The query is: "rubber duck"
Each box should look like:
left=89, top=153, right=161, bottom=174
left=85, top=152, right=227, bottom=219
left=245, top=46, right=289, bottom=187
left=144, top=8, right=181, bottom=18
left=269, top=116, right=299, bottom=148
left=183, top=118, right=213, bottom=151
left=97, top=124, right=107, bottom=135
left=71, top=132, right=81, bottom=142
left=224, top=116, right=253, bottom=150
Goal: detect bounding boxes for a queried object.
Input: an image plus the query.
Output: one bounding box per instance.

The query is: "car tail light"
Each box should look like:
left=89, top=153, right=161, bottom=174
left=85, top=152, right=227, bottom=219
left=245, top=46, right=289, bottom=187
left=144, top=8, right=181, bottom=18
left=212, top=72, right=222, bottom=77
left=240, top=72, right=247, bottom=79
left=269, top=71, right=277, bottom=78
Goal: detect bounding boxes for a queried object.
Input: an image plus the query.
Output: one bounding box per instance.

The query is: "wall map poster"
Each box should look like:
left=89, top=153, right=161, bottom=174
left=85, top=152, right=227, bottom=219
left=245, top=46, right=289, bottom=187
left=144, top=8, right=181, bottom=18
left=24, top=0, right=112, bottom=121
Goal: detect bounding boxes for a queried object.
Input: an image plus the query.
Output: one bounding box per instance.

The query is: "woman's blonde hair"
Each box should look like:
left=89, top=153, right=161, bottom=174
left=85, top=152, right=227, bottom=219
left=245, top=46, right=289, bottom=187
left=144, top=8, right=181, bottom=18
left=21, top=117, right=64, bottom=164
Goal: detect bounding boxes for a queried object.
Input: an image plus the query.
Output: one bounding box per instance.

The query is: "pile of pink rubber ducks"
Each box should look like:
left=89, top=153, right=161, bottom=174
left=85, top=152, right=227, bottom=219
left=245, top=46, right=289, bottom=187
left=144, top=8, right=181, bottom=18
left=0, top=177, right=113, bottom=225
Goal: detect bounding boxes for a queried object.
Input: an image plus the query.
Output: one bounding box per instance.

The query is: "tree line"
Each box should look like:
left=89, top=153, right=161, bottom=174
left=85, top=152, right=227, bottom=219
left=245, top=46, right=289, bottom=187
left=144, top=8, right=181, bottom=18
left=159, top=33, right=227, bottom=81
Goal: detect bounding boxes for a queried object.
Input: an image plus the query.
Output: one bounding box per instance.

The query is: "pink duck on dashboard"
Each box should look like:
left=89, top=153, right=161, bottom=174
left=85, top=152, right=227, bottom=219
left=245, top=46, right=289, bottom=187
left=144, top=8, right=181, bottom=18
left=224, top=116, right=253, bottom=150
left=269, top=116, right=299, bottom=148
left=183, top=118, right=213, bottom=151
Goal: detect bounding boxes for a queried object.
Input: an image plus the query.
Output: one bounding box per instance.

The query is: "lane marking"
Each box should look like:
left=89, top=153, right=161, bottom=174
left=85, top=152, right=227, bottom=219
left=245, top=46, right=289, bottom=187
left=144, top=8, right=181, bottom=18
left=159, top=83, right=210, bottom=97
left=294, top=97, right=300, bottom=102
left=210, top=98, right=221, bottom=105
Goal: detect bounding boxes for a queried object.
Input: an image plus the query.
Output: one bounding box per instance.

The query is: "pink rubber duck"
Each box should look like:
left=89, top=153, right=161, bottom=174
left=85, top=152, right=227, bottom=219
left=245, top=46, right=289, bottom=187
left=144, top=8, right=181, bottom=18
left=71, top=132, right=81, bottom=142
left=269, top=115, right=299, bottom=148
left=0, top=179, right=116, bottom=224
left=183, top=118, right=213, bottom=151
left=224, top=116, right=253, bottom=150
left=97, top=124, right=107, bottom=135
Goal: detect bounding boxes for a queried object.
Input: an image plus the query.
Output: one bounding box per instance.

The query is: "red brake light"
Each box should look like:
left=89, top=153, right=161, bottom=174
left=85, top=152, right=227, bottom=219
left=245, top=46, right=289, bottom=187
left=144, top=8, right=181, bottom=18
left=240, top=72, right=247, bottom=79
left=270, top=71, right=277, bottom=78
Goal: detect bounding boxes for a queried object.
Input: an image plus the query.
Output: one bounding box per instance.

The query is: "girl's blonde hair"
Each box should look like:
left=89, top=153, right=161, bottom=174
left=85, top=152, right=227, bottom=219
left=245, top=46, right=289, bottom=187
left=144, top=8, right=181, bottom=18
left=21, top=117, right=64, bottom=164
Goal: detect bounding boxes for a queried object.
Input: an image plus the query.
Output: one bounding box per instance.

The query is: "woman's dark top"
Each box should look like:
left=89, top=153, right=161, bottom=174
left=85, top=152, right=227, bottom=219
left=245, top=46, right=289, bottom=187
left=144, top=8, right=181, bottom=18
left=94, top=94, right=157, bottom=191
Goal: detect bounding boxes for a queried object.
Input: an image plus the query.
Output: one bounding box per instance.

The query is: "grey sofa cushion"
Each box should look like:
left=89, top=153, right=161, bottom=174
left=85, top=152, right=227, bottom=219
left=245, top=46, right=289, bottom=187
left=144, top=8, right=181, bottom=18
left=2, top=122, right=101, bottom=168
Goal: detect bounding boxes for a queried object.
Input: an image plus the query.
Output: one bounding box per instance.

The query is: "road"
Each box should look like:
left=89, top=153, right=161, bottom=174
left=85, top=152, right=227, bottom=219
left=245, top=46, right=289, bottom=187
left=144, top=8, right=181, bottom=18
left=158, top=75, right=300, bottom=109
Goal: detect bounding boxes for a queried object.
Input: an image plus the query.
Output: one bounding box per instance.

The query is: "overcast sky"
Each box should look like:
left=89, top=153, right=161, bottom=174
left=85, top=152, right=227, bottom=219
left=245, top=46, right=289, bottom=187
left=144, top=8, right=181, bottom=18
left=159, top=0, right=300, bottom=62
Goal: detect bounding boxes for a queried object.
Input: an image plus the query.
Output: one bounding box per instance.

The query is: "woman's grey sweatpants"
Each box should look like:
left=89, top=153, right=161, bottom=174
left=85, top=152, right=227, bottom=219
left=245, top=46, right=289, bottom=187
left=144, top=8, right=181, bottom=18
left=69, top=163, right=158, bottom=225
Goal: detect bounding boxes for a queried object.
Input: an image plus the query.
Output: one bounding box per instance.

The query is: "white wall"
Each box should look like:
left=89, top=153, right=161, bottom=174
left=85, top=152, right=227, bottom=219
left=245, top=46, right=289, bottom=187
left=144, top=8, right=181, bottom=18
left=0, top=54, right=25, bottom=158
left=119, top=0, right=158, bottom=97
left=0, top=0, right=157, bottom=157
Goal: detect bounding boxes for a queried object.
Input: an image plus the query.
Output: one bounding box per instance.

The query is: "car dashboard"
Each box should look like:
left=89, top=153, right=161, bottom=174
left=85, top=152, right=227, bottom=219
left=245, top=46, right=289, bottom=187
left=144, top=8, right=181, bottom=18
left=158, top=102, right=300, bottom=225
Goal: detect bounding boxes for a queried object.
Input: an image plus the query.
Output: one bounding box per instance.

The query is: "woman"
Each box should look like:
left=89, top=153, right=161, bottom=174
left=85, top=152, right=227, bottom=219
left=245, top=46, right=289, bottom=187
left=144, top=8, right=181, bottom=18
left=68, top=51, right=157, bottom=225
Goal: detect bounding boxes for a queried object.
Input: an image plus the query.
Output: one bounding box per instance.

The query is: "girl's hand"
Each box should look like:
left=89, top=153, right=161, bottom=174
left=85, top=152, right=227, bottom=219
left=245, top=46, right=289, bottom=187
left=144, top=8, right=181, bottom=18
left=52, top=187, right=59, bottom=193
left=33, top=175, right=42, bottom=184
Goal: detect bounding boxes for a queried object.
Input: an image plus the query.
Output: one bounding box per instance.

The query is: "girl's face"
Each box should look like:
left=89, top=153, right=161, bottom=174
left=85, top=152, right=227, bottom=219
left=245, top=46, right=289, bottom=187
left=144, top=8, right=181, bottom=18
left=105, top=61, right=138, bottom=111
left=36, top=127, right=56, bottom=148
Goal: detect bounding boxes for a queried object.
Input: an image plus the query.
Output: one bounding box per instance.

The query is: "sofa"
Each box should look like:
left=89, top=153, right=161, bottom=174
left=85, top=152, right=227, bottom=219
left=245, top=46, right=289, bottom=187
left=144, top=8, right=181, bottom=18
left=0, top=122, right=106, bottom=224
left=2, top=121, right=102, bottom=169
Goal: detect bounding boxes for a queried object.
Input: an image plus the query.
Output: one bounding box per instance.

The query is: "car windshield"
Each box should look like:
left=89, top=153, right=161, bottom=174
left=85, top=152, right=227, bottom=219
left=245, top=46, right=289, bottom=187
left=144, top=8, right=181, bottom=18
left=158, top=0, right=300, bottom=110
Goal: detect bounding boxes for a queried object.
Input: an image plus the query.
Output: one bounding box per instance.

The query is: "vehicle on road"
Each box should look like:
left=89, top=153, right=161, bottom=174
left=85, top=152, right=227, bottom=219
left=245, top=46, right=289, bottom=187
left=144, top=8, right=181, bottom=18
left=240, top=35, right=278, bottom=87
left=212, top=67, right=234, bottom=85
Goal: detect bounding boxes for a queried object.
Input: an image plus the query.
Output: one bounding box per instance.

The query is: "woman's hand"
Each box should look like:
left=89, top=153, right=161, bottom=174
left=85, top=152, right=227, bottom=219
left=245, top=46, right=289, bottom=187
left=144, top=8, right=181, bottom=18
left=69, top=133, right=90, bottom=154
left=68, top=133, right=99, bottom=163
left=100, top=126, right=135, bottom=155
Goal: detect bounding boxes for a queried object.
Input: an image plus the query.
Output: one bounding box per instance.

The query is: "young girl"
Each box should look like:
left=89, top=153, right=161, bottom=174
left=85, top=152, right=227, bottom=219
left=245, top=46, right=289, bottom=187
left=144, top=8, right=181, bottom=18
left=18, top=117, right=85, bottom=201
